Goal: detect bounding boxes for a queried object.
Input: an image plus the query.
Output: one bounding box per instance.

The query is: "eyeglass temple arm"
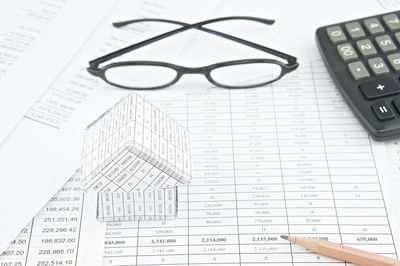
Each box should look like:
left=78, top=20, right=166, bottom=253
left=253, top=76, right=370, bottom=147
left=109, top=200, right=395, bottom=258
left=89, top=16, right=298, bottom=68
left=117, top=18, right=298, bottom=66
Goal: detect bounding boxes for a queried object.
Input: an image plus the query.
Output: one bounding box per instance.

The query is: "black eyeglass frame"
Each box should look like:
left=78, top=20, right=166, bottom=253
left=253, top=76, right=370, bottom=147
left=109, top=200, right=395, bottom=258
left=87, top=16, right=299, bottom=90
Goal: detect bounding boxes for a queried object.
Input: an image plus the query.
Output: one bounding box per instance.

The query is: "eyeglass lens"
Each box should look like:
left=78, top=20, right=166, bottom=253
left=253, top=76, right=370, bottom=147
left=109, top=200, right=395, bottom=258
left=210, top=62, right=282, bottom=87
left=105, top=65, right=178, bottom=89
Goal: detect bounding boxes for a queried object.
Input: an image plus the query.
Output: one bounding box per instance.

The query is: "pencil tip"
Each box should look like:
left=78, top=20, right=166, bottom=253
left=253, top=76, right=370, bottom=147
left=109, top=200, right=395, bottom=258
left=280, top=235, right=289, bottom=240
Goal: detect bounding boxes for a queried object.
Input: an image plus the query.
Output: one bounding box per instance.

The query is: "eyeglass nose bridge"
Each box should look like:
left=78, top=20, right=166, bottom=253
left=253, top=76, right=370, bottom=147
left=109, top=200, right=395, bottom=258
left=178, top=66, right=210, bottom=75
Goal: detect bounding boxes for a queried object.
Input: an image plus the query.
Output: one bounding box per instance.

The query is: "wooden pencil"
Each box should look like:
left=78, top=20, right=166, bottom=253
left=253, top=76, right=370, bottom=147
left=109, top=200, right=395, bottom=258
left=281, top=235, right=400, bottom=266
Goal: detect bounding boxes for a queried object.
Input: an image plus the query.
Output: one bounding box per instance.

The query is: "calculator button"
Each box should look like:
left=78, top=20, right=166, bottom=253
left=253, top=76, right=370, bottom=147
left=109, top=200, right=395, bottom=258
left=359, top=77, right=400, bottom=99
left=367, top=57, right=390, bottom=75
left=348, top=61, right=370, bottom=80
left=337, top=43, right=358, bottom=61
left=363, top=18, right=385, bottom=35
left=327, top=26, right=347, bottom=43
left=375, top=35, right=397, bottom=53
left=382, top=14, right=400, bottom=31
left=392, top=97, right=400, bottom=113
left=387, top=53, right=400, bottom=71
left=345, top=22, right=366, bottom=39
left=371, top=101, right=395, bottom=121
left=356, top=39, right=377, bottom=57
left=394, top=32, right=400, bottom=45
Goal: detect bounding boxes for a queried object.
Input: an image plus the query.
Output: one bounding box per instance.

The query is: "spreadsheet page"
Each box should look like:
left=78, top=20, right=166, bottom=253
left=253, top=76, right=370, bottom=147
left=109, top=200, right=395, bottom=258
left=103, top=61, right=399, bottom=265
left=1, top=61, right=399, bottom=266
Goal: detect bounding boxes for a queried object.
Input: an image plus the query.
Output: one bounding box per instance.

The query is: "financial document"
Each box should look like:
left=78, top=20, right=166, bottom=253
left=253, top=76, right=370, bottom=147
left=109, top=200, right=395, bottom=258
left=0, top=171, right=103, bottom=266
left=103, top=61, right=399, bottom=265
left=0, top=0, right=114, bottom=143
left=3, top=59, right=400, bottom=265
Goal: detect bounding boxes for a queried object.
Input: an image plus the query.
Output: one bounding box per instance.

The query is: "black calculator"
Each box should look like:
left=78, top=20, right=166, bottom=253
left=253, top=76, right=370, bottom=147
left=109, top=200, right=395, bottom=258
left=316, top=11, right=400, bottom=140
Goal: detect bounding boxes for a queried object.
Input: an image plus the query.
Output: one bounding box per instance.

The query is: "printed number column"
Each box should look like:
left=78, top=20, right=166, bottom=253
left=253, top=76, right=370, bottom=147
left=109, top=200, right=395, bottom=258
left=273, top=65, right=343, bottom=265
left=0, top=174, right=85, bottom=265
left=186, top=92, right=241, bottom=265
left=22, top=175, right=84, bottom=265
left=229, top=89, right=292, bottom=265
left=312, top=61, right=398, bottom=260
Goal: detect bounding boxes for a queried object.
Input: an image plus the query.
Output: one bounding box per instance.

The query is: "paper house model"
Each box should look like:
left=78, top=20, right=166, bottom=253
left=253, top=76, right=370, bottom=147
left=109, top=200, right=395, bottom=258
left=80, top=93, right=191, bottom=221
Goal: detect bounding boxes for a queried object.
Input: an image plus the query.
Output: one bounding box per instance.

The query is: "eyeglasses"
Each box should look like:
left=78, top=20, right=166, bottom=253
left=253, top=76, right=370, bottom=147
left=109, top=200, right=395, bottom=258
left=87, top=16, right=299, bottom=90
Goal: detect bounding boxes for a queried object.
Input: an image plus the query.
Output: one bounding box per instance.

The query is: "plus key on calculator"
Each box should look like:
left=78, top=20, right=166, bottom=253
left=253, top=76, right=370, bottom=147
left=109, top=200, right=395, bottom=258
left=316, top=11, right=400, bottom=140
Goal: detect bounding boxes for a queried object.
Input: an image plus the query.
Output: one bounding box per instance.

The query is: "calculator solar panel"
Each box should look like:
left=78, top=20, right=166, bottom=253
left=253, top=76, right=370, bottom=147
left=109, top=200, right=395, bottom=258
left=316, top=11, right=400, bottom=140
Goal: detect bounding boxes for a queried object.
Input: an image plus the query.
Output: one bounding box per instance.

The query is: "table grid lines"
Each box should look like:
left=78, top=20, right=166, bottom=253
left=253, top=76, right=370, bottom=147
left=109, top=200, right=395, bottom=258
left=228, top=89, right=243, bottom=265
left=103, top=61, right=397, bottom=265
left=367, top=136, right=399, bottom=259
left=270, top=78, right=295, bottom=266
